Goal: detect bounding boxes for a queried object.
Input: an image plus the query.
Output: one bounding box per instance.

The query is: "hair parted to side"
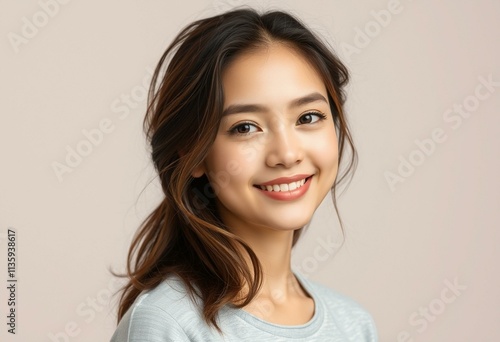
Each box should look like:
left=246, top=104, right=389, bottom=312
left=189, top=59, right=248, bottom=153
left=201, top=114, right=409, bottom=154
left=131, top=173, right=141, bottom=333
left=114, top=7, right=357, bottom=334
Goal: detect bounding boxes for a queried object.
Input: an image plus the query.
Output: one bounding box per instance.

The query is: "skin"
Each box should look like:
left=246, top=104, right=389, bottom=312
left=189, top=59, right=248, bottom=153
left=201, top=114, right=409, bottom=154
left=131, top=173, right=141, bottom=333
left=192, top=43, right=339, bottom=325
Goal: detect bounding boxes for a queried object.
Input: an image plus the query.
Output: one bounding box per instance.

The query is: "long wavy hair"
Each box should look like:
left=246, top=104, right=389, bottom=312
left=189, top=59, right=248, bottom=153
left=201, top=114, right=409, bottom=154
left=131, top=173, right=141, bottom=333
left=115, top=7, right=357, bottom=333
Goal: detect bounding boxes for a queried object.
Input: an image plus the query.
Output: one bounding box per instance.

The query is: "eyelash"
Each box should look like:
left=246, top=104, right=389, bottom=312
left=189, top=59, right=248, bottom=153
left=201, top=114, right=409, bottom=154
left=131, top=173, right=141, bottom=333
left=227, top=111, right=328, bottom=136
left=299, top=111, right=328, bottom=124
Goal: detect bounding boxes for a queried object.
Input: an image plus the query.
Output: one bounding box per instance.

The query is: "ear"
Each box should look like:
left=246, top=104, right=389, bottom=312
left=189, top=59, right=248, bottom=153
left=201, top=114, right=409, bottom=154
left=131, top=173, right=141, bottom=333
left=179, top=149, right=205, bottom=178
left=191, top=164, right=205, bottom=178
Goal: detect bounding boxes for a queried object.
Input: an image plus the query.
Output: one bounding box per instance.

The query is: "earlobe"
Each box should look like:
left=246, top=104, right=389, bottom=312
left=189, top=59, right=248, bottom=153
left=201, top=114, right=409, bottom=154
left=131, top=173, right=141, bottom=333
left=191, top=165, right=205, bottom=178
left=179, top=149, right=205, bottom=178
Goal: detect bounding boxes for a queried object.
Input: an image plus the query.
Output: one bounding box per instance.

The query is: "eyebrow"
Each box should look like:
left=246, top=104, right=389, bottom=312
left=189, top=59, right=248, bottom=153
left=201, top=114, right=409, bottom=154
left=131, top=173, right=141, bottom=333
left=221, top=92, right=328, bottom=117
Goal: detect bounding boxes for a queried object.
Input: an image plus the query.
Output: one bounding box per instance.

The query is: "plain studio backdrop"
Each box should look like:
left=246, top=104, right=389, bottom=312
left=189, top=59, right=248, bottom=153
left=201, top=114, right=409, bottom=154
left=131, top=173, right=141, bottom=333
left=1, top=0, right=499, bottom=341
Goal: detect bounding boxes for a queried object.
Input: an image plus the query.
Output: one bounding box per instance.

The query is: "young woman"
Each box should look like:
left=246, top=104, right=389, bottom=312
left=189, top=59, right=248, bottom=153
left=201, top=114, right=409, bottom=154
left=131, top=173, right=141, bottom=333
left=111, top=7, right=377, bottom=342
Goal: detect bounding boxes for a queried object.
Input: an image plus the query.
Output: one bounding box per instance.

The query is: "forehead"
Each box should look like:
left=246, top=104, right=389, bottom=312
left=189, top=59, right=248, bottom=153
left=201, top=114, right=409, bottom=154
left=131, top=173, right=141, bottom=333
left=221, top=44, right=327, bottom=103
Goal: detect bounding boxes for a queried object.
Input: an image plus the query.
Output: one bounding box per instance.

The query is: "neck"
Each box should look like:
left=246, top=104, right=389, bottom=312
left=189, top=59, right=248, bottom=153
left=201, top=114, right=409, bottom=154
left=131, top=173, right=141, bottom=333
left=230, top=224, right=304, bottom=302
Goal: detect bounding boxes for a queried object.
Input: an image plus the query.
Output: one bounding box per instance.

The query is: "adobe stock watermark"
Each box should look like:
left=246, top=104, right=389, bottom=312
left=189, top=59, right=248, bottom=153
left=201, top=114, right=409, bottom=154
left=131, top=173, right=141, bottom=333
left=238, top=235, right=342, bottom=323
left=47, top=277, right=125, bottom=341
left=51, top=67, right=154, bottom=182
left=236, top=274, right=308, bottom=326
left=190, top=115, right=292, bottom=210
left=292, top=235, right=343, bottom=278
left=397, top=277, right=467, bottom=342
left=7, top=0, right=72, bottom=54
left=385, top=74, right=499, bottom=192
left=340, top=0, right=413, bottom=62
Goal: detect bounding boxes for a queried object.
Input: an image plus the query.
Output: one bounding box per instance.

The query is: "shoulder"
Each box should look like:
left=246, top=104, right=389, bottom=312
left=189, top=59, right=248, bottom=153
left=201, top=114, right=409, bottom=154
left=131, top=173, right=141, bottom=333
left=110, top=275, right=203, bottom=342
left=136, top=275, right=202, bottom=312
left=301, top=274, right=371, bottom=317
left=295, top=272, right=378, bottom=342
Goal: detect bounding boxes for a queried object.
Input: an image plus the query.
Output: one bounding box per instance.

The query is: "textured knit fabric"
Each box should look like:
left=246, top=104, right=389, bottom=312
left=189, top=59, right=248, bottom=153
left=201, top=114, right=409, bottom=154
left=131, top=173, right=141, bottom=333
left=110, top=271, right=378, bottom=342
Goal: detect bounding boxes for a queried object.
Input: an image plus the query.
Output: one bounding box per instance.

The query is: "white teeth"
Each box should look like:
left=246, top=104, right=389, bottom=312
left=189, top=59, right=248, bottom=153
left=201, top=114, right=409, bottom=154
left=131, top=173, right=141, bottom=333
left=258, top=177, right=309, bottom=192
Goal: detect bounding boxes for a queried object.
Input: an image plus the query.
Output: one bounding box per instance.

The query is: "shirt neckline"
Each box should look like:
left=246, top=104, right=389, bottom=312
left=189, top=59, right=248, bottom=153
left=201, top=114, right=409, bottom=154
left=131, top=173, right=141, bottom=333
left=225, top=271, right=324, bottom=338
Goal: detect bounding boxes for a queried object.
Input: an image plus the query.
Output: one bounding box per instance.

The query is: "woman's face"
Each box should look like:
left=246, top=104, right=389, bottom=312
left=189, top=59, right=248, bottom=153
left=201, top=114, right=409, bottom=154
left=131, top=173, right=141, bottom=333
left=194, top=43, right=339, bottom=235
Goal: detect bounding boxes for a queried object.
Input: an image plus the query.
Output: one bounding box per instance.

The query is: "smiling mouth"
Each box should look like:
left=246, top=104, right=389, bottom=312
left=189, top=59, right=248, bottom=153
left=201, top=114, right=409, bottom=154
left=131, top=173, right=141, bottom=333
left=253, top=176, right=313, bottom=192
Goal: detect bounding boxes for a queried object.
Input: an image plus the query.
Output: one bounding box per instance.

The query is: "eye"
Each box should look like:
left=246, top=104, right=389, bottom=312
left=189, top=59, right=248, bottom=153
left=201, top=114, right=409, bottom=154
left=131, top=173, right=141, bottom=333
left=227, top=122, right=259, bottom=136
left=297, top=111, right=328, bottom=125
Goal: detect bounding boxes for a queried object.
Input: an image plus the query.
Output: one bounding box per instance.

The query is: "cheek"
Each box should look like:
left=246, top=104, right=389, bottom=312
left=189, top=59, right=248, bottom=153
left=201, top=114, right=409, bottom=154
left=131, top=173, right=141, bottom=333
left=308, top=126, right=339, bottom=166
left=204, top=141, right=254, bottom=190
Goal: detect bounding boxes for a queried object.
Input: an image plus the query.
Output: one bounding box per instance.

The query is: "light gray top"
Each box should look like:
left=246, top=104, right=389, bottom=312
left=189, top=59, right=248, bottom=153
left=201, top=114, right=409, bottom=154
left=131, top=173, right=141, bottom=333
left=110, top=271, right=378, bottom=341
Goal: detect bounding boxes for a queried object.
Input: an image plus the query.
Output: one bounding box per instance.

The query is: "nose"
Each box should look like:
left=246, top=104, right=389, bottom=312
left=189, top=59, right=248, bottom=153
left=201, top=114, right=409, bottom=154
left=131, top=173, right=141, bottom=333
left=265, top=120, right=304, bottom=168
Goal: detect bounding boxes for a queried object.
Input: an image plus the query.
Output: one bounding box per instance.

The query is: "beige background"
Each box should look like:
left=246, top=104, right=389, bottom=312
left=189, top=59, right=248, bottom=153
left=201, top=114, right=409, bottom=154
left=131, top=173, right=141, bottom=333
left=1, top=0, right=499, bottom=341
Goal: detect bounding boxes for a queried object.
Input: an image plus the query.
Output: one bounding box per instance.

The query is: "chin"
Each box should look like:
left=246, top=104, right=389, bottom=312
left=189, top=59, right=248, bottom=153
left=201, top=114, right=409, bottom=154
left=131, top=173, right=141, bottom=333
left=266, top=216, right=312, bottom=232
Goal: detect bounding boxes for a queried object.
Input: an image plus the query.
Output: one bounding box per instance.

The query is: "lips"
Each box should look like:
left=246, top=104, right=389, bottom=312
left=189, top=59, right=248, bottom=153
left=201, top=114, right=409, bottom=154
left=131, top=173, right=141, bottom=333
left=257, top=174, right=312, bottom=186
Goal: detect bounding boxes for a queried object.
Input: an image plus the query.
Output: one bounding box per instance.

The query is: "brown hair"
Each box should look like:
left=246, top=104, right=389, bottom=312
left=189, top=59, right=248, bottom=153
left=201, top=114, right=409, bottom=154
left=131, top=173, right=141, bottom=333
left=114, top=7, right=357, bottom=333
